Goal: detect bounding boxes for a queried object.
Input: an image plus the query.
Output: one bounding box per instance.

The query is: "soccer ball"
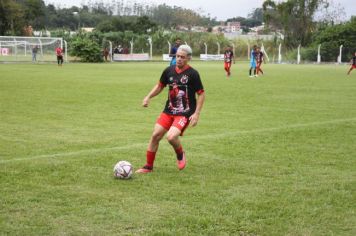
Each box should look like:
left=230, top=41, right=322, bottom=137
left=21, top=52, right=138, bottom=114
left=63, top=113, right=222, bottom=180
left=113, top=161, right=133, bottom=179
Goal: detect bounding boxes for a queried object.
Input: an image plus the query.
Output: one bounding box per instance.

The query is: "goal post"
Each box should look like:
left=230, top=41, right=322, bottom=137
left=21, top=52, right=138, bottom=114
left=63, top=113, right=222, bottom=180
left=0, top=36, right=67, bottom=63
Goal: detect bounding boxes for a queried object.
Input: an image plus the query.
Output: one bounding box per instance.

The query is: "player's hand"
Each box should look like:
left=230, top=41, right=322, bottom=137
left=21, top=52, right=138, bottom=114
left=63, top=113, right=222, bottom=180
left=142, top=96, right=150, bottom=107
left=189, top=113, right=200, bottom=127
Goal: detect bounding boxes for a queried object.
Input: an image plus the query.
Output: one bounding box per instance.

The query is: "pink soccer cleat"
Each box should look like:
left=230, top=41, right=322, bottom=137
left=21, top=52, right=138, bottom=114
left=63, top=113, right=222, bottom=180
left=135, top=165, right=153, bottom=173
left=177, top=152, right=186, bottom=170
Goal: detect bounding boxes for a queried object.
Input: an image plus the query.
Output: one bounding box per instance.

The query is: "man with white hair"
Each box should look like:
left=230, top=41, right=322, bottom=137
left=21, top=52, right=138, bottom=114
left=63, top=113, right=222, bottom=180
left=136, top=45, right=205, bottom=173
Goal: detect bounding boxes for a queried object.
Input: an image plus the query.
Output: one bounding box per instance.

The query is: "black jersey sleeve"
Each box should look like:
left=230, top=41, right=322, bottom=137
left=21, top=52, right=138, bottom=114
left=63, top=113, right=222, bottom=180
left=159, top=66, right=171, bottom=86
left=191, top=70, right=204, bottom=93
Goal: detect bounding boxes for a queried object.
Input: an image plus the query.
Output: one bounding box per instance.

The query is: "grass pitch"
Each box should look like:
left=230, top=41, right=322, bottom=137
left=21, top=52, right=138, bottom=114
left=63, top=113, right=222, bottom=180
left=0, top=61, right=355, bottom=235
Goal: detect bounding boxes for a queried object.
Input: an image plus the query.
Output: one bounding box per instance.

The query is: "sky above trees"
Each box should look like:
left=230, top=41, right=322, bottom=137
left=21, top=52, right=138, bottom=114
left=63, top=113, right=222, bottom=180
left=44, top=0, right=355, bottom=20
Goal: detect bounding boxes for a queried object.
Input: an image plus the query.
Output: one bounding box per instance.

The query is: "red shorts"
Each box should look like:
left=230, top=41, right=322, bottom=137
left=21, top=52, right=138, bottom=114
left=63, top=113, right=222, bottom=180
left=352, top=65, right=356, bottom=69
left=156, top=113, right=190, bottom=135
left=224, top=62, right=231, bottom=69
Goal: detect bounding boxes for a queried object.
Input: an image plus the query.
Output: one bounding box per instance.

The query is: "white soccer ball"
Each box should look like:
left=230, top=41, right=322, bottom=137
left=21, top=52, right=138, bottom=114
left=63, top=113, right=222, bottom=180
left=113, top=161, right=133, bottom=179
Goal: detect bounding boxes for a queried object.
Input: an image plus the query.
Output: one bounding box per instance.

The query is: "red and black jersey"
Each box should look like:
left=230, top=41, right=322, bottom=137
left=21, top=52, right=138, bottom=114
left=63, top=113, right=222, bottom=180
left=352, top=56, right=356, bottom=65
left=159, top=65, right=204, bottom=117
left=224, top=50, right=234, bottom=63
left=256, top=51, right=264, bottom=63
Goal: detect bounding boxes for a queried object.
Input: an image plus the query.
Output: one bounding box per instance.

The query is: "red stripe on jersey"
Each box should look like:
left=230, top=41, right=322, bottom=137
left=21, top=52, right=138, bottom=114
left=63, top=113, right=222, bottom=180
left=175, top=65, right=191, bottom=74
left=197, top=89, right=204, bottom=95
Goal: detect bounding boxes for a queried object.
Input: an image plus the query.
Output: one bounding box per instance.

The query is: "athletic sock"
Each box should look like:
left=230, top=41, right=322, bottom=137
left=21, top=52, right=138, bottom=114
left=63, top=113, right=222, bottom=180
left=249, top=68, right=252, bottom=76
left=146, top=150, right=156, bottom=168
left=175, top=145, right=184, bottom=161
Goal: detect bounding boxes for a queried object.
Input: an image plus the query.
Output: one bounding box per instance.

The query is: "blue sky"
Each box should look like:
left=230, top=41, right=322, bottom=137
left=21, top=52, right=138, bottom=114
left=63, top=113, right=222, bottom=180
left=45, top=0, right=355, bottom=21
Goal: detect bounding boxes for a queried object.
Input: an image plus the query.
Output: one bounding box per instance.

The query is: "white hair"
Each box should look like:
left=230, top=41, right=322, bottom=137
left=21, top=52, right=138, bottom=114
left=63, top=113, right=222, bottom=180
left=177, top=45, right=192, bottom=56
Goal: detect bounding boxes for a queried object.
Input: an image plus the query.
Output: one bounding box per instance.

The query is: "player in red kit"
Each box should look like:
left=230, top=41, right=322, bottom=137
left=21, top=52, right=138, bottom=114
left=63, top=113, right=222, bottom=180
left=256, top=47, right=264, bottom=76
left=347, top=52, right=356, bottom=75
left=55, top=45, right=63, bottom=66
left=223, top=46, right=235, bottom=77
left=136, top=45, right=205, bottom=173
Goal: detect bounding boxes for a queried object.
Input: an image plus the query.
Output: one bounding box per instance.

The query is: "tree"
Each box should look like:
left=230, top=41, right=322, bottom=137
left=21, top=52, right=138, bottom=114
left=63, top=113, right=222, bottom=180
left=23, top=0, right=47, bottom=29
left=0, top=0, right=24, bottom=35
left=263, top=0, right=326, bottom=48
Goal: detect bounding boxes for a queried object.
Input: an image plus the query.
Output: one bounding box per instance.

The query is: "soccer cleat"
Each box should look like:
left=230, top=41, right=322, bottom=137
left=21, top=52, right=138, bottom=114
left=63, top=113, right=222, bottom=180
left=177, top=152, right=186, bottom=170
left=135, top=165, right=153, bottom=173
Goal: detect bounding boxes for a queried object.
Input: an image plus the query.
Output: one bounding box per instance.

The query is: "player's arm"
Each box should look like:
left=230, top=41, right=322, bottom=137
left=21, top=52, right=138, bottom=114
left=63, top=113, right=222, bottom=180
left=189, top=91, right=205, bottom=127
left=142, top=83, right=164, bottom=107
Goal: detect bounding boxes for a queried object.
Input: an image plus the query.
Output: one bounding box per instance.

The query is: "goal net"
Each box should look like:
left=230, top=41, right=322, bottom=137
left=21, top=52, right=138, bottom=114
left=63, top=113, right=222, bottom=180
left=0, top=36, right=67, bottom=63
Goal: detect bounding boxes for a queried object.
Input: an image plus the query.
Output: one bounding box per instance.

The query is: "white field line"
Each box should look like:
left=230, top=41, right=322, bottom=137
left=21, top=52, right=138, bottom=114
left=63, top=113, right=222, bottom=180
left=1, top=117, right=355, bottom=164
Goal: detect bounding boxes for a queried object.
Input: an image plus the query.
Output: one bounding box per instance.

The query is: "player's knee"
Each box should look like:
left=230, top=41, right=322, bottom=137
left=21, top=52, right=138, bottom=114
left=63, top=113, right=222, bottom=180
left=166, top=133, right=178, bottom=144
left=151, top=132, right=164, bottom=142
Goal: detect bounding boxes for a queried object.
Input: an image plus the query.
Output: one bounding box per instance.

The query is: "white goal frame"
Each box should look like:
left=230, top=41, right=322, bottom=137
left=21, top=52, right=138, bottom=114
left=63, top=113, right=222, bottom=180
left=0, top=36, right=67, bottom=63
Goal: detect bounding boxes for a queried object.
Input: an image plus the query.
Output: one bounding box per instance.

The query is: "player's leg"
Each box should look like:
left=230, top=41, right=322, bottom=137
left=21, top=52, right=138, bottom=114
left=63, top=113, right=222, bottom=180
left=167, top=116, right=189, bottom=170
left=224, top=62, right=229, bottom=74
left=227, top=62, right=231, bottom=76
left=136, top=123, right=167, bottom=173
left=166, top=126, right=186, bottom=170
left=347, top=66, right=354, bottom=75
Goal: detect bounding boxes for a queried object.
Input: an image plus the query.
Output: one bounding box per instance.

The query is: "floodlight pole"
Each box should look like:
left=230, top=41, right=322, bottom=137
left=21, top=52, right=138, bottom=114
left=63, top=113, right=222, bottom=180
left=64, top=40, right=68, bottom=63
left=317, top=44, right=321, bottom=64
left=109, top=41, right=113, bottom=62
left=216, top=42, right=220, bottom=55
left=278, top=43, right=282, bottom=64
left=148, top=37, right=152, bottom=60
left=337, top=45, right=343, bottom=64
left=261, top=43, right=269, bottom=62
left=204, top=43, right=207, bottom=55
left=297, top=44, right=301, bottom=64
left=130, top=40, right=133, bottom=54
left=14, top=38, right=17, bottom=61
left=167, top=41, right=171, bottom=54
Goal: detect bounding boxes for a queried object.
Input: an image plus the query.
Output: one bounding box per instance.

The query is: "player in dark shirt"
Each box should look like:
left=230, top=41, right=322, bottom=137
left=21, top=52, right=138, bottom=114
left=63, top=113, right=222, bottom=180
left=224, top=46, right=235, bottom=77
left=347, top=52, right=356, bottom=75
left=256, top=47, right=264, bottom=76
left=136, top=45, right=205, bottom=173
left=169, top=38, right=182, bottom=66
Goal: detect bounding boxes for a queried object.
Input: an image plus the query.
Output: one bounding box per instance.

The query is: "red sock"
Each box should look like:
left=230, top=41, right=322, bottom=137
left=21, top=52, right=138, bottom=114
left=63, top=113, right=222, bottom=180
left=146, top=151, right=156, bottom=167
left=175, top=145, right=184, bottom=160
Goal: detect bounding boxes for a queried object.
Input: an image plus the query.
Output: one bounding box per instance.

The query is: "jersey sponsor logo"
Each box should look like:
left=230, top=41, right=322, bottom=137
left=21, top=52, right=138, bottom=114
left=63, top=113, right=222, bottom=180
left=180, top=75, right=189, bottom=84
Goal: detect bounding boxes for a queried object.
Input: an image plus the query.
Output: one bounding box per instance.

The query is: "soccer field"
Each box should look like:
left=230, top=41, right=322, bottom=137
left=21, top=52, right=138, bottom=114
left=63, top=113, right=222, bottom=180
left=0, top=62, right=355, bottom=235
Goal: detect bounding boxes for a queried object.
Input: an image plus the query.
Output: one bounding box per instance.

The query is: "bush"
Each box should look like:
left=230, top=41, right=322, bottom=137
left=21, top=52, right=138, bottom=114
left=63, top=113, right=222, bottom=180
left=70, top=36, right=103, bottom=62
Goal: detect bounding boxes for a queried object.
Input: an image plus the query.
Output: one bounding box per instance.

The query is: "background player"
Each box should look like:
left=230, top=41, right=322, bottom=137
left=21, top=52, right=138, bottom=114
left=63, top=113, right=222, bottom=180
left=347, top=52, right=356, bottom=75
left=256, top=47, right=264, bottom=76
left=249, top=45, right=257, bottom=77
left=169, top=38, right=182, bottom=66
left=55, top=44, right=63, bottom=66
left=223, top=46, right=235, bottom=77
left=136, top=45, right=205, bottom=173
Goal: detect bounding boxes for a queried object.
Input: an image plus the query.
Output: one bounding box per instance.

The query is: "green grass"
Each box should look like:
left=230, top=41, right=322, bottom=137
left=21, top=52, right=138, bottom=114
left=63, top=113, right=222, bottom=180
left=0, top=62, right=355, bottom=235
